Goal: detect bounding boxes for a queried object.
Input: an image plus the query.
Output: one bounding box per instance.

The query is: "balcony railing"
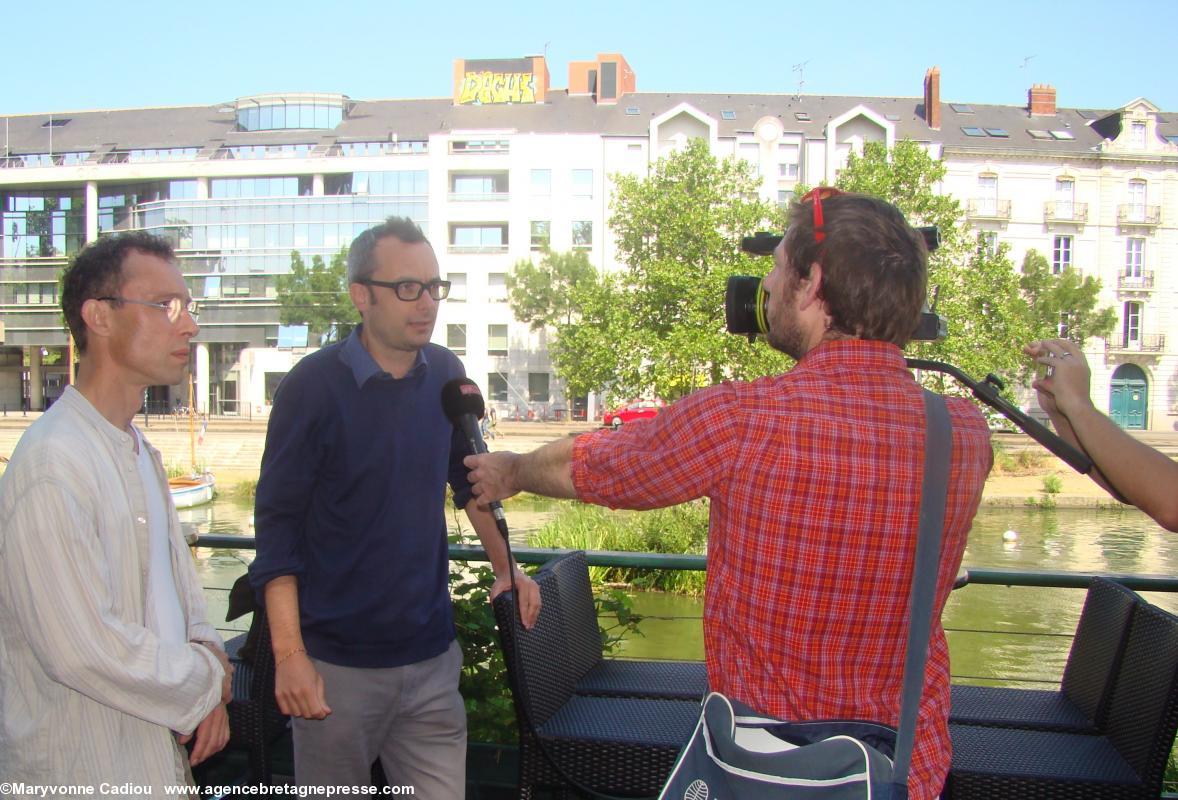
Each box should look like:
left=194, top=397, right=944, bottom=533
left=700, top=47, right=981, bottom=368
left=966, top=198, right=1012, bottom=220
left=449, top=141, right=510, bottom=154
left=0, top=152, right=92, bottom=168
left=1118, top=272, right=1155, bottom=291
left=1107, top=333, right=1166, bottom=353
left=447, top=244, right=509, bottom=254
left=447, top=192, right=510, bottom=202
left=1118, top=205, right=1162, bottom=226
left=1043, top=201, right=1088, bottom=224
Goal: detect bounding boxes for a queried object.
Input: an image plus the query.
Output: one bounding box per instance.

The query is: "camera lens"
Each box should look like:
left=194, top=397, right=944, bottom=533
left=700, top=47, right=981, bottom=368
left=725, top=276, right=769, bottom=336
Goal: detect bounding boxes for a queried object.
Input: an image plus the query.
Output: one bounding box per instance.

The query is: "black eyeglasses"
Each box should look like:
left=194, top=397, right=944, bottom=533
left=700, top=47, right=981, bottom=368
left=98, top=296, right=200, bottom=323
left=359, top=278, right=451, bottom=302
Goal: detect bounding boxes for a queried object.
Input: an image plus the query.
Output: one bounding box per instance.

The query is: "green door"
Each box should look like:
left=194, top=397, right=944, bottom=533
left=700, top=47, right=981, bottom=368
left=1109, top=364, right=1148, bottom=430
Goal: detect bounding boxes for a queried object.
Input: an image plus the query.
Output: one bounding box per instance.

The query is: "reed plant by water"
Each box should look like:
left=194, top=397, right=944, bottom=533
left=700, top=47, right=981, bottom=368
left=990, top=440, right=1049, bottom=475
left=527, top=501, right=709, bottom=595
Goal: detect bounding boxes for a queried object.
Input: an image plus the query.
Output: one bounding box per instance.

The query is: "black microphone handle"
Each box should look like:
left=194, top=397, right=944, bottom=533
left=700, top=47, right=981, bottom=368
left=456, top=414, right=510, bottom=539
left=905, top=358, right=1093, bottom=475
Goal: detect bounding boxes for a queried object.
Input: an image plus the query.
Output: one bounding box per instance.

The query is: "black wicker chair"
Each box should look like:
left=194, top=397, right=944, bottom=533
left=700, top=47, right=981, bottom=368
left=950, top=576, right=1139, bottom=733
left=542, top=550, right=709, bottom=702
left=946, top=597, right=1178, bottom=799
left=223, top=574, right=290, bottom=784
left=492, top=564, right=700, bottom=798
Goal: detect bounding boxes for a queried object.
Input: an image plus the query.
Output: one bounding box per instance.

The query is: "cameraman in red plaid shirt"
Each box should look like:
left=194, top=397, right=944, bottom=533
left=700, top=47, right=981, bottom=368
left=467, top=190, right=993, bottom=800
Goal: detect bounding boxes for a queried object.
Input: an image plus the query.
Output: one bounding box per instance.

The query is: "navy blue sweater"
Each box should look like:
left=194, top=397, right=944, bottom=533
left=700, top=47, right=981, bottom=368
left=249, top=330, right=472, bottom=668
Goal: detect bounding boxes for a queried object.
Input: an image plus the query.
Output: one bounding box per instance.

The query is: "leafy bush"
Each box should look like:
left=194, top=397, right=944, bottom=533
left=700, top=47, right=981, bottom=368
left=450, top=559, right=517, bottom=743
left=528, top=501, right=708, bottom=595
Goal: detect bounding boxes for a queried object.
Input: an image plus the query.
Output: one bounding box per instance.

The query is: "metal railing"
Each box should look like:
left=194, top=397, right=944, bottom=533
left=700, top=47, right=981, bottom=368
left=447, top=192, right=510, bottom=202
left=966, top=198, right=1012, bottom=220
left=1043, top=201, right=1088, bottom=223
left=195, top=536, right=1178, bottom=796
left=446, top=244, right=509, bottom=254
left=1119, top=271, right=1155, bottom=291
left=1118, top=205, right=1162, bottom=225
left=197, top=534, right=1178, bottom=637
left=1107, top=333, right=1166, bottom=353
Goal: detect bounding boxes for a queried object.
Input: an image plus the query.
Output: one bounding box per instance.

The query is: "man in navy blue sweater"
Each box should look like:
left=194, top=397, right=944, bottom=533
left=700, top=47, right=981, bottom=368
left=249, top=217, right=540, bottom=794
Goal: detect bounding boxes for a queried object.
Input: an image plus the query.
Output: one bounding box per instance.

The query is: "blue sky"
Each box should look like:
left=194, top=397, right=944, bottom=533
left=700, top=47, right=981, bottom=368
left=7, top=0, right=1176, bottom=115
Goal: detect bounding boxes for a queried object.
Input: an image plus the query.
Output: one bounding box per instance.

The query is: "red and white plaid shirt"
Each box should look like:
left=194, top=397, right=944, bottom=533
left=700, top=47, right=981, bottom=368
left=572, top=339, right=992, bottom=800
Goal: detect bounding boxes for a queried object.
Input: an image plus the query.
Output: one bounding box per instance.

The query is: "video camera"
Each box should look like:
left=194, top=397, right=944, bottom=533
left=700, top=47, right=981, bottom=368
left=724, top=226, right=946, bottom=342
left=721, top=224, right=1096, bottom=477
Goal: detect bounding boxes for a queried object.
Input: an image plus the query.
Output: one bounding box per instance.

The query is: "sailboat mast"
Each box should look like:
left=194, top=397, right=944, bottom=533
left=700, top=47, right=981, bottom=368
left=188, top=377, right=196, bottom=473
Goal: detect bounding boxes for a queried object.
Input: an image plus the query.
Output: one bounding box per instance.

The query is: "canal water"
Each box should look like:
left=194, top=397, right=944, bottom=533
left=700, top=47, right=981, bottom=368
left=188, top=499, right=1178, bottom=686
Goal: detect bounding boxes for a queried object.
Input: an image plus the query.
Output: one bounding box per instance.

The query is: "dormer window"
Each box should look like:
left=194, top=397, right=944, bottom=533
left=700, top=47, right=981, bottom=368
left=1129, top=121, right=1147, bottom=149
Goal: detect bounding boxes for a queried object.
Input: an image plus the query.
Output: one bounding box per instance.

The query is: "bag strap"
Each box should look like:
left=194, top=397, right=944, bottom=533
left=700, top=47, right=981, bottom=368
left=889, top=389, right=952, bottom=799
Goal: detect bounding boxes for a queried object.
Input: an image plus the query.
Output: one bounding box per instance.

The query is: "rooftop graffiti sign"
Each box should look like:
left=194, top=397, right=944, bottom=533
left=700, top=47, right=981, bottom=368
left=458, top=71, right=537, bottom=105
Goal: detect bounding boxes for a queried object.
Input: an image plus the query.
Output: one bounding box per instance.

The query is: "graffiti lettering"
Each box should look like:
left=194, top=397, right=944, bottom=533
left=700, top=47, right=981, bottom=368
left=458, top=72, right=536, bottom=104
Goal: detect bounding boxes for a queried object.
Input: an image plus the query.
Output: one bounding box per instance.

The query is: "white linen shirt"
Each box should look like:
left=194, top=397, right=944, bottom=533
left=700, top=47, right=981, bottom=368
left=0, top=386, right=224, bottom=794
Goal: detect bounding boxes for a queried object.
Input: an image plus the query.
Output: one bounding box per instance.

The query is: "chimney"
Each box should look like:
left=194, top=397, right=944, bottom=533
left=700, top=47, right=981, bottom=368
left=923, top=67, right=941, bottom=130
left=1029, top=84, right=1057, bottom=116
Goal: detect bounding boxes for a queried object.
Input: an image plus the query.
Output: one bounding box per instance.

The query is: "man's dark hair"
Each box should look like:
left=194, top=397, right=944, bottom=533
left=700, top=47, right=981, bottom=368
left=783, top=193, right=927, bottom=346
left=346, top=217, right=429, bottom=284
left=61, top=231, right=176, bottom=353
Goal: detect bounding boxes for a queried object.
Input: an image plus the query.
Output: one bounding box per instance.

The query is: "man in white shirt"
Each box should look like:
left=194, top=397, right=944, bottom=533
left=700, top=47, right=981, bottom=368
left=0, top=232, right=231, bottom=793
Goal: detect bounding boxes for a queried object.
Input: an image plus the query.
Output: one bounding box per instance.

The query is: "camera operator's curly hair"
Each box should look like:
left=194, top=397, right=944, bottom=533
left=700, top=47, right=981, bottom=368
left=783, top=192, right=927, bottom=347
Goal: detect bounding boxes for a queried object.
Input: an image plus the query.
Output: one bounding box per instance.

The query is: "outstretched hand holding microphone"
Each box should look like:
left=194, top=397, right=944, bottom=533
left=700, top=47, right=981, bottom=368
left=442, top=377, right=543, bottom=627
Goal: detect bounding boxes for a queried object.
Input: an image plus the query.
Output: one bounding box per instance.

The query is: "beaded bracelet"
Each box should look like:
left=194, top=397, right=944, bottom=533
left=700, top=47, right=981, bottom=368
left=275, top=647, right=306, bottom=667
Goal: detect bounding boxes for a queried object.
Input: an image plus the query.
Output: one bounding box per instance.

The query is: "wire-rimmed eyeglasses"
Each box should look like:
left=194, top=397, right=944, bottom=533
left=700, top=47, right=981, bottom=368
left=359, top=278, right=451, bottom=302
left=98, top=296, right=200, bottom=323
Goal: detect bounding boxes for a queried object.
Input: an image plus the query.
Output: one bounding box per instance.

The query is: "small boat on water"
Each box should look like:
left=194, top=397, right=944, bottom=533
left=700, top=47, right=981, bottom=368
left=169, top=473, right=215, bottom=509
left=170, top=378, right=214, bottom=509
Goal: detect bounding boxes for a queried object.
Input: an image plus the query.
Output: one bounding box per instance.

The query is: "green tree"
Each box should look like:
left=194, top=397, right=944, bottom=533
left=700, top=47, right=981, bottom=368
left=276, top=249, right=359, bottom=344
left=601, top=138, right=788, bottom=401
left=506, top=249, right=597, bottom=331
left=549, top=271, right=641, bottom=400
left=1018, top=248, right=1117, bottom=349
left=836, top=140, right=1035, bottom=384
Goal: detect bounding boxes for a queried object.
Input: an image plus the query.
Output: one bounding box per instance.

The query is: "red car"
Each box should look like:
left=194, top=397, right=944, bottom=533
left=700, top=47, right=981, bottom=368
left=603, top=399, right=665, bottom=429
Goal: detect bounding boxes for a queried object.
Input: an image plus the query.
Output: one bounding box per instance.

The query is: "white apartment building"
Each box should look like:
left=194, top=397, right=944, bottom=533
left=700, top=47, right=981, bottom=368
left=2, top=55, right=1174, bottom=429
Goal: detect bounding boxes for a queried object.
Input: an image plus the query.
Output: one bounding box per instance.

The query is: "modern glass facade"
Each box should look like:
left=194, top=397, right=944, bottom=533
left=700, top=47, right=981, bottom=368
left=235, top=98, right=345, bottom=131
left=2, top=189, right=86, bottom=259
left=91, top=172, right=427, bottom=295
left=125, top=172, right=427, bottom=308
left=0, top=164, right=429, bottom=413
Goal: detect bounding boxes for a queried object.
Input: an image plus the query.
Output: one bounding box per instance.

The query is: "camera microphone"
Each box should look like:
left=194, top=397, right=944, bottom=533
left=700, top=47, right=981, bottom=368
left=441, top=377, right=509, bottom=540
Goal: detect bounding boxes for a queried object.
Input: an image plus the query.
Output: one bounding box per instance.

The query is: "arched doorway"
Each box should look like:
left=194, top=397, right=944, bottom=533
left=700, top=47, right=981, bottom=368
left=1109, top=363, right=1148, bottom=430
